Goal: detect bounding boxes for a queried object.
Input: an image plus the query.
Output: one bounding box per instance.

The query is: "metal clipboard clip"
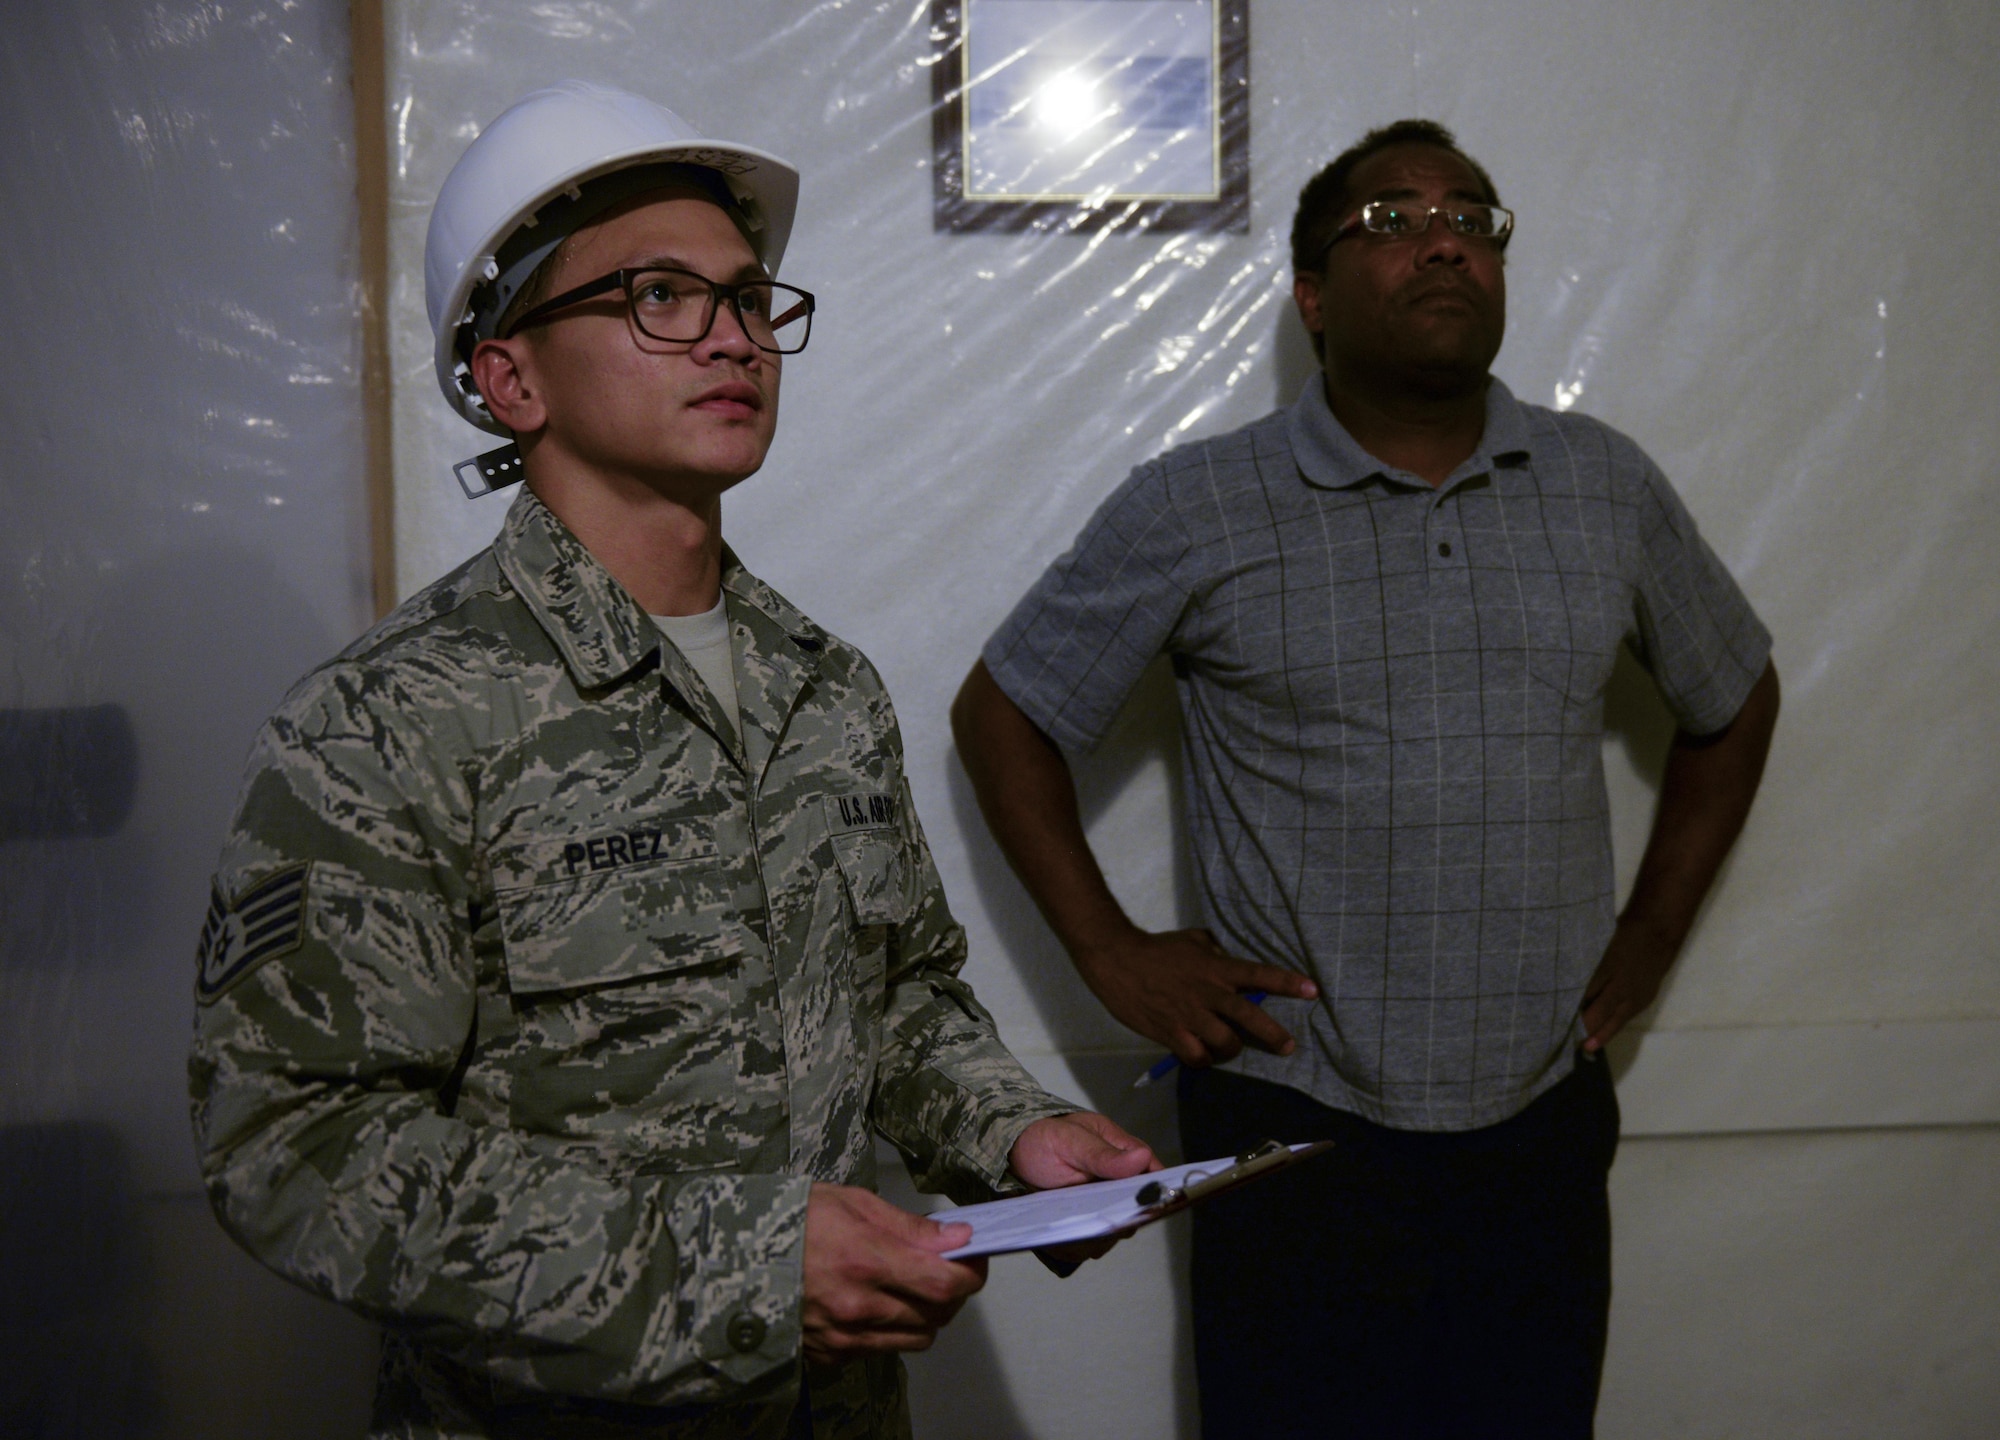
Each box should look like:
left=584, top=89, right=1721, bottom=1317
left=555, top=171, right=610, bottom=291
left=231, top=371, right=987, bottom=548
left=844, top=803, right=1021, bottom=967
left=1133, top=1137, right=1336, bottom=1214
left=1028, top=1137, right=1337, bottom=1279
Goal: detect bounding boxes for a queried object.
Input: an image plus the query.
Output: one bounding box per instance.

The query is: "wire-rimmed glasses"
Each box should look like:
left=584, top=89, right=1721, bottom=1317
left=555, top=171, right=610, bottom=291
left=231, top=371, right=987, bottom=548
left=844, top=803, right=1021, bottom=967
left=505, top=266, right=816, bottom=354
left=1324, top=200, right=1515, bottom=255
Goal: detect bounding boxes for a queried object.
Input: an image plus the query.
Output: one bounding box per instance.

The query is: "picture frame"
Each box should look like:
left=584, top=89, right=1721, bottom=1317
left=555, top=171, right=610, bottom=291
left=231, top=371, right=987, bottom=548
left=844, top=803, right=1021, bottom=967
left=930, top=0, right=1250, bottom=234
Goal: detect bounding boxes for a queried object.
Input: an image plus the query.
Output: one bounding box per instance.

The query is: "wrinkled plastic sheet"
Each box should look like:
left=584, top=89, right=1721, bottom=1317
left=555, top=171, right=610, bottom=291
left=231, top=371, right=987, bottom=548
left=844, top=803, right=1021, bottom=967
left=386, top=0, right=2000, bottom=1057
left=0, top=1, right=1992, bottom=1436
left=0, top=1, right=375, bottom=1433
left=1, top=0, right=371, bottom=1165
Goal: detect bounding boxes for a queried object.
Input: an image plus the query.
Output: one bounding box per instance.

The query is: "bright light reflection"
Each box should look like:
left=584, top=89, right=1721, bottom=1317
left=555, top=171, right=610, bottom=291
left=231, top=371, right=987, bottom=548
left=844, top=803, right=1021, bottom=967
left=1033, top=71, right=1106, bottom=140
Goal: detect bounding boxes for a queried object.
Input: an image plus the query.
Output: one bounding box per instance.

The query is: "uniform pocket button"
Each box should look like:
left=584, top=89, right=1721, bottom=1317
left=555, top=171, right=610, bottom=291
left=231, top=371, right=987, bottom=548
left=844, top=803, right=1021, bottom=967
left=727, top=1313, right=767, bottom=1352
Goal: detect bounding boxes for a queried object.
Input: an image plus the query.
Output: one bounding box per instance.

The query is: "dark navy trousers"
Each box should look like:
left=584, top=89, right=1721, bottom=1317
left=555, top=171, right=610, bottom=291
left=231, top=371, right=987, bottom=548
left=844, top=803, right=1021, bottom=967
left=1179, top=1054, right=1619, bottom=1440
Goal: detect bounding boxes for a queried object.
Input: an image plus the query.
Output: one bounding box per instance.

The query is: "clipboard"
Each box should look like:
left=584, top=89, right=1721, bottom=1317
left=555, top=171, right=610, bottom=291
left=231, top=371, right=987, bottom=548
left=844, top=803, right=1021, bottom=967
left=931, top=1139, right=1336, bottom=1261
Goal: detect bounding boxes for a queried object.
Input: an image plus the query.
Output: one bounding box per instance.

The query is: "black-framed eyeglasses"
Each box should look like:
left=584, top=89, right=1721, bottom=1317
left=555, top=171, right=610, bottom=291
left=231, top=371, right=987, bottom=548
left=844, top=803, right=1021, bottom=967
left=504, top=266, right=816, bottom=354
left=1322, top=200, right=1515, bottom=257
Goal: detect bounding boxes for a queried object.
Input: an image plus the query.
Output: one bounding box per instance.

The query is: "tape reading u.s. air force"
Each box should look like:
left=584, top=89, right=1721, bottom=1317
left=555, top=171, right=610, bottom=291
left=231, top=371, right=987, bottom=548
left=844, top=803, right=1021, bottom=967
left=823, top=792, right=898, bottom=833
left=195, top=862, right=310, bottom=1003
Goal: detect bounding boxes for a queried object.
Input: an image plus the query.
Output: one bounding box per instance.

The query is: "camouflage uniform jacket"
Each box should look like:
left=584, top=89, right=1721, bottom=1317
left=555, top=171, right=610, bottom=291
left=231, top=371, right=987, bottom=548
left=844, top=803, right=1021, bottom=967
left=189, top=489, right=1075, bottom=1439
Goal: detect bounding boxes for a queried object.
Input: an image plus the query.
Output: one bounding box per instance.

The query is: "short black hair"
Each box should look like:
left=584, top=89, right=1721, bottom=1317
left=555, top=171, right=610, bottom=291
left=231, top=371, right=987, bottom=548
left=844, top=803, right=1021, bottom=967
left=1289, top=119, right=1500, bottom=275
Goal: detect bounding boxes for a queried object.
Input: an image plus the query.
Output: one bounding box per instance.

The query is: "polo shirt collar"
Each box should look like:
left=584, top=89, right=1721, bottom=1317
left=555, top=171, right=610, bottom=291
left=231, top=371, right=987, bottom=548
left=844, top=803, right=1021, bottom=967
left=1286, top=372, right=1534, bottom=491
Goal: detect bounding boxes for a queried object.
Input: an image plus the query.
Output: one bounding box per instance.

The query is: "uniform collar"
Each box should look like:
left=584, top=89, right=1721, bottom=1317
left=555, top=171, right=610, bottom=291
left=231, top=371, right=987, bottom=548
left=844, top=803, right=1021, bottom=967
left=722, top=559, right=824, bottom=780
left=496, top=488, right=826, bottom=773
left=1285, top=372, right=1534, bottom=492
left=720, top=552, right=818, bottom=645
left=496, top=488, right=662, bottom=689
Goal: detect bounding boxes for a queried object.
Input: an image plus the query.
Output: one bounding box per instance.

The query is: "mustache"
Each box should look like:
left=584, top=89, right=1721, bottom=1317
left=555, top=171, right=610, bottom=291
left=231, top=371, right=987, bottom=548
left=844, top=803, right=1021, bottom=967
left=1399, top=274, right=1484, bottom=306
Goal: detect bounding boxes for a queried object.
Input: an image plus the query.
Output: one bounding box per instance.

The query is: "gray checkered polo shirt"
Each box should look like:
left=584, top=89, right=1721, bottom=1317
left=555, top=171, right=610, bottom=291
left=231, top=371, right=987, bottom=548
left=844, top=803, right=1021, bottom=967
left=984, top=377, right=1771, bottom=1131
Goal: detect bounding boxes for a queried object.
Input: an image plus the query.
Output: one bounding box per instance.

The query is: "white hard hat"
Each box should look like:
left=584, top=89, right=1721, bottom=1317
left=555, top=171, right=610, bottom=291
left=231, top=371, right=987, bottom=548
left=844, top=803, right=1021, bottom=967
left=425, top=80, right=800, bottom=435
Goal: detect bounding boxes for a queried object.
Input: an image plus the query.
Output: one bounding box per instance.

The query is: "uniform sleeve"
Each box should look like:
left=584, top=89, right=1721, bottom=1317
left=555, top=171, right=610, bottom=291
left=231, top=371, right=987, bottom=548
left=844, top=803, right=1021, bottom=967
left=1623, top=455, right=1774, bottom=735
left=188, top=669, right=809, bottom=1409
left=982, top=460, right=1195, bottom=754
left=866, top=776, right=1076, bottom=1206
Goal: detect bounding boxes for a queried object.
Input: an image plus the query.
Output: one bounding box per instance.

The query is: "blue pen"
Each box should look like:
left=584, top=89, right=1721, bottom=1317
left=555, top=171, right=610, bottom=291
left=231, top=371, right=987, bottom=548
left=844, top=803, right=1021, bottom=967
left=1131, top=992, right=1268, bottom=1089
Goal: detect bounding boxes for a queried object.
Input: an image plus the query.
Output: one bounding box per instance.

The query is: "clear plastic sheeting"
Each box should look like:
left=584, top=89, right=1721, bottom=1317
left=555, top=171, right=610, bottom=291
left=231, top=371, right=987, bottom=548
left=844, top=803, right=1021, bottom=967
left=387, top=0, right=2000, bottom=1050
left=382, top=5, right=1999, bottom=1435
left=0, top=2, right=378, bottom=1437
left=962, top=0, right=1221, bottom=201
left=0, top=0, right=1991, bottom=1436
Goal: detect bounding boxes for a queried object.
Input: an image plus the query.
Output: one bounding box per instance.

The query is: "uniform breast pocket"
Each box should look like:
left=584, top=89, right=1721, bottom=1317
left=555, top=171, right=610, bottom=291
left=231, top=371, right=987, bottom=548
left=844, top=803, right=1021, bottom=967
left=491, top=819, right=735, bottom=993
left=488, top=820, right=754, bottom=1165
left=819, top=793, right=912, bottom=1017
left=826, top=827, right=911, bottom=1024
left=830, top=829, right=916, bottom=930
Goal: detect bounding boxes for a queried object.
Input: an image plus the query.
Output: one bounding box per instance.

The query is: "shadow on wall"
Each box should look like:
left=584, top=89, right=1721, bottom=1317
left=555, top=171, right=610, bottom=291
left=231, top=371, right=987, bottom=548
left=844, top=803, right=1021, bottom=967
left=1602, top=645, right=1676, bottom=795
left=0, top=1122, right=162, bottom=1438
left=78, top=538, right=352, bottom=924
left=0, top=539, right=363, bottom=1437
left=1602, top=646, right=1676, bottom=805
left=899, top=1307, right=1032, bottom=1440
left=922, top=689, right=1213, bottom=1433
left=0, top=538, right=348, bottom=987
left=943, top=656, right=1202, bottom=1437
left=1599, top=644, right=1682, bottom=1085
left=0, top=705, right=138, bottom=843
left=946, top=656, right=1193, bottom=1058
left=1273, top=286, right=1319, bottom=407
left=877, top=1142, right=1036, bottom=1438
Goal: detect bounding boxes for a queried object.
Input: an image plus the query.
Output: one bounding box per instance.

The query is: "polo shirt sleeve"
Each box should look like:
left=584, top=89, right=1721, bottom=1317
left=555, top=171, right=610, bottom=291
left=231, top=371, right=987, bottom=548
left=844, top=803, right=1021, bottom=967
left=1624, top=453, right=1774, bottom=736
left=981, top=460, right=1193, bottom=754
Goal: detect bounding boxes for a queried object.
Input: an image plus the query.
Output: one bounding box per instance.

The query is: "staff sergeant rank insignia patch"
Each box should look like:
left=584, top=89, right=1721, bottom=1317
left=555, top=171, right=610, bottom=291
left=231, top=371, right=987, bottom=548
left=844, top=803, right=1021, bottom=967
left=195, top=862, right=310, bottom=1004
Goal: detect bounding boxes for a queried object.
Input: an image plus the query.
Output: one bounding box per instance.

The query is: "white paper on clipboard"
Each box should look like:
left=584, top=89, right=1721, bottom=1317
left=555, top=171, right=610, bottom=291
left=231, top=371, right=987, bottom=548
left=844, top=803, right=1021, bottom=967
left=932, top=1140, right=1334, bottom=1259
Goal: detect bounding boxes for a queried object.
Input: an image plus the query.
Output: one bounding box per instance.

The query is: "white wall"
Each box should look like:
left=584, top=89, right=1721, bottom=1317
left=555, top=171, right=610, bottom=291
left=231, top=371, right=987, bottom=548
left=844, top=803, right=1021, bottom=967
left=3, top=1, right=1990, bottom=1436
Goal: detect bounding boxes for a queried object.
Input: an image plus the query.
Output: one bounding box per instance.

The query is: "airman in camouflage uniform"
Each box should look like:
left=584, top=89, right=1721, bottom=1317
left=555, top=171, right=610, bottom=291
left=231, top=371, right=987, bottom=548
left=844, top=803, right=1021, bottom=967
left=190, top=83, right=1151, bottom=1439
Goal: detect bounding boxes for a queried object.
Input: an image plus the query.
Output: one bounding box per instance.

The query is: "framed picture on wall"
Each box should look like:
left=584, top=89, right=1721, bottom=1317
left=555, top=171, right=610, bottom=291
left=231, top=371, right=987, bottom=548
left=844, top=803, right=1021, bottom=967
left=930, top=0, right=1249, bottom=234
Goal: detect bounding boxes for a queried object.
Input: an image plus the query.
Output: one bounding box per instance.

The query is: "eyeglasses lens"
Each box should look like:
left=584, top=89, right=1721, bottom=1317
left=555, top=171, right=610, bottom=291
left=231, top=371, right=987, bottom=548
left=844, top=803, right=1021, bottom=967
left=629, top=271, right=812, bottom=354
left=1362, top=202, right=1511, bottom=240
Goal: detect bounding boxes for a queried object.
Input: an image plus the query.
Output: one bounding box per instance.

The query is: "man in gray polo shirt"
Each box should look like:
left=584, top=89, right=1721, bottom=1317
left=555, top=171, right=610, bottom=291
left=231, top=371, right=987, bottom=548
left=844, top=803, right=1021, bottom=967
left=952, top=119, right=1779, bottom=1438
